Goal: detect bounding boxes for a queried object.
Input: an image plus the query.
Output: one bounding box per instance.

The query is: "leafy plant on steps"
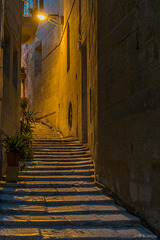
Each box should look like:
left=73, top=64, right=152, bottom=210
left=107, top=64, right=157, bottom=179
left=20, top=97, right=37, bottom=161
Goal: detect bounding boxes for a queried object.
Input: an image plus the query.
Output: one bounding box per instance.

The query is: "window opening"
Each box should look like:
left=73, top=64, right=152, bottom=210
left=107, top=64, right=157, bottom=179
left=67, top=23, right=70, bottom=72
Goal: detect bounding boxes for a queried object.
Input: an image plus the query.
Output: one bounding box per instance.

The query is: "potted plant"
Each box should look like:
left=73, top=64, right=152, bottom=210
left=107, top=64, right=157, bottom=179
left=20, top=97, right=37, bottom=159
left=1, top=133, right=29, bottom=182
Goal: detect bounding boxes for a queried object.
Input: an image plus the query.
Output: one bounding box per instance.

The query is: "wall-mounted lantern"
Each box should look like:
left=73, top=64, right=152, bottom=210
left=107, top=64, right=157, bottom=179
left=37, top=12, right=64, bottom=27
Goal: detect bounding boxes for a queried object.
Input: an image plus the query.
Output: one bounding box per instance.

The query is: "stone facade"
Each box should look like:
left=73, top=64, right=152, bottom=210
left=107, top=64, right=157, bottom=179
left=0, top=0, right=4, bottom=133
left=0, top=0, right=22, bottom=177
left=1, top=0, right=22, bottom=134
left=23, top=0, right=160, bottom=235
left=97, top=0, right=160, bottom=234
left=23, top=0, right=98, bottom=160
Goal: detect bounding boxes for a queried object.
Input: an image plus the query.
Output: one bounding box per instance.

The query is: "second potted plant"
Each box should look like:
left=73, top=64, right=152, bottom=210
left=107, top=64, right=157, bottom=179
left=1, top=133, right=29, bottom=182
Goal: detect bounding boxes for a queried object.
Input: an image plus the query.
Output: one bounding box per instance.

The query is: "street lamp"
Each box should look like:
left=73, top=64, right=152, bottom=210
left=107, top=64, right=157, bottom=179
left=37, top=12, right=64, bottom=27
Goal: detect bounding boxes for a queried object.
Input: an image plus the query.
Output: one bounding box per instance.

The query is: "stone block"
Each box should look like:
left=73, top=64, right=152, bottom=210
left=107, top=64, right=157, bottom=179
left=130, top=181, right=138, bottom=202
left=138, top=184, right=152, bottom=206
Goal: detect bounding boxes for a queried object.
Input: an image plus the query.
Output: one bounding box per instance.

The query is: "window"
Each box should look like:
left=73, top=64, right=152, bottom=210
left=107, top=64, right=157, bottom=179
left=12, top=49, right=18, bottom=88
left=3, top=28, right=10, bottom=79
left=38, top=0, right=43, bottom=11
left=68, top=102, right=72, bottom=130
left=67, top=23, right=70, bottom=72
left=90, top=88, right=92, bottom=123
left=23, top=0, right=34, bottom=17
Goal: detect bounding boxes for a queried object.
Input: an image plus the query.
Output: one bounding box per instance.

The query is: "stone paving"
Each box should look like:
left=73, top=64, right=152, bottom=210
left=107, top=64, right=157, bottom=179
left=0, top=123, right=158, bottom=239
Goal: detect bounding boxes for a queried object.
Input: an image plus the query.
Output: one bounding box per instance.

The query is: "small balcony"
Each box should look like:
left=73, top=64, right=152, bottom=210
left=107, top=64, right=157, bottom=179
left=22, top=0, right=40, bottom=45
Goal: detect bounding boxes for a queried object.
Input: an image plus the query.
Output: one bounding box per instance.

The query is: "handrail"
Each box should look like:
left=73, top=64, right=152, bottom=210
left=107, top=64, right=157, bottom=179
left=36, top=111, right=56, bottom=120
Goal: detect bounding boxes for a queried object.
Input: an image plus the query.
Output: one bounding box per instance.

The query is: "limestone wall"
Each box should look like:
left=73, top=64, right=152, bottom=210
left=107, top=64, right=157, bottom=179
left=25, top=0, right=98, bottom=162
left=0, top=0, right=4, bottom=131
left=97, top=0, right=160, bottom=233
left=0, top=0, right=22, bottom=178
left=1, top=0, right=22, bottom=135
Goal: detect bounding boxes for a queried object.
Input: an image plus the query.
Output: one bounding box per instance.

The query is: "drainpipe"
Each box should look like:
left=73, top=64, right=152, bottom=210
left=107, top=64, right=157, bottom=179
left=0, top=148, right=2, bottom=180
left=0, top=0, right=4, bottom=180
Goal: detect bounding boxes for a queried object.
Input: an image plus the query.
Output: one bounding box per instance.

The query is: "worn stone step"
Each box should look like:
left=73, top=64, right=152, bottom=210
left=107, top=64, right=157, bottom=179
left=0, top=187, right=103, bottom=196
left=34, top=133, right=62, bottom=136
left=33, top=150, right=90, bottom=154
left=0, top=194, right=113, bottom=206
left=26, top=165, right=93, bottom=171
left=20, top=169, right=94, bottom=176
left=0, top=181, right=96, bottom=188
left=33, top=155, right=91, bottom=160
left=18, top=175, right=94, bottom=182
left=33, top=139, right=79, bottom=144
left=0, top=203, right=126, bottom=215
left=33, top=147, right=89, bottom=151
left=27, top=160, right=92, bottom=166
left=34, top=138, right=79, bottom=143
left=0, top=225, right=157, bottom=240
left=33, top=145, right=87, bottom=149
left=33, top=144, right=85, bottom=148
left=33, top=145, right=86, bottom=150
left=33, top=154, right=91, bottom=159
left=33, top=147, right=88, bottom=152
left=0, top=212, right=140, bottom=227
left=33, top=142, right=85, bottom=145
left=31, top=157, right=92, bottom=162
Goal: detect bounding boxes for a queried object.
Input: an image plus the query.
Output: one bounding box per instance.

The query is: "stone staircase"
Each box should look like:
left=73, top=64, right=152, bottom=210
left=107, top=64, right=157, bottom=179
left=0, top=123, right=158, bottom=239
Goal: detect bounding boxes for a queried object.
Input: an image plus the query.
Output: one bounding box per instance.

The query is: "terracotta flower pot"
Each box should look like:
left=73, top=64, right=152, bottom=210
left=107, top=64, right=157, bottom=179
left=7, top=152, right=20, bottom=166
left=21, top=73, right=26, bottom=79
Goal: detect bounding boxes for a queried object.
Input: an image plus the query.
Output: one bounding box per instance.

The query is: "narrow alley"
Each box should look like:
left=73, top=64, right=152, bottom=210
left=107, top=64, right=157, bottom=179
left=0, top=0, right=160, bottom=238
left=0, top=123, right=157, bottom=239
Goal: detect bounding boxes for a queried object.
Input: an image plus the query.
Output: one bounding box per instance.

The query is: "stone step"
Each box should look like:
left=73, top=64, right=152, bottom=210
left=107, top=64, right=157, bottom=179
left=33, top=153, right=91, bottom=158
left=33, top=150, right=89, bottom=155
left=26, top=164, right=93, bottom=170
left=33, top=147, right=88, bottom=152
left=33, top=145, right=87, bottom=150
left=0, top=187, right=103, bottom=196
left=0, top=212, right=140, bottom=227
left=20, top=169, right=94, bottom=176
left=34, top=149, right=91, bottom=157
left=0, top=226, right=157, bottom=240
left=35, top=137, right=79, bottom=142
left=33, top=155, right=91, bottom=159
left=32, top=147, right=88, bottom=152
left=0, top=203, right=126, bottom=215
left=33, top=153, right=90, bottom=157
left=33, top=143, right=85, bottom=148
left=33, top=145, right=87, bottom=149
left=33, top=133, right=62, bottom=136
left=0, top=181, right=96, bottom=188
left=26, top=160, right=93, bottom=166
left=18, top=175, right=94, bottom=182
left=0, top=194, right=113, bottom=206
left=33, top=139, right=81, bottom=146
left=31, top=157, right=92, bottom=162
left=33, top=140, right=78, bottom=144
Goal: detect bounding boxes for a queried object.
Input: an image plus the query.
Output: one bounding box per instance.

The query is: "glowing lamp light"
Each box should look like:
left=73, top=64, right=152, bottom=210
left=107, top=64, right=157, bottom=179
left=36, top=12, right=64, bottom=27
left=37, top=13, right=47, bottom=20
